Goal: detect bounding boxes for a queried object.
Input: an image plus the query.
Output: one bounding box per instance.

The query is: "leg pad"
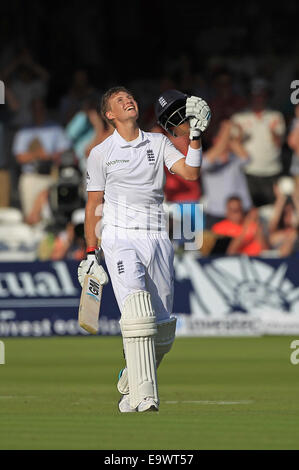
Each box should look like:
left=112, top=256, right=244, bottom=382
left=118, top=315, right=177, bottom=395
left=120, top=291, right=158, bottom=409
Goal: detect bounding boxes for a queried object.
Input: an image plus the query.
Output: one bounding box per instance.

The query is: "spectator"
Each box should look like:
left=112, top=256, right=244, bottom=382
left=59, top=69, right=99, bottom=125
left=2, top=48, right=49, bottom=128
left=66, top=97, right=113, bottom=173
left=12, top=98, right=71, bottom=217
left=0, top=122, right=10, bottom=207
left=0, top=75, right=19, bottom=124
left=84, top=107, right=113, bottom=157
left=38, top=209, right=86, bottom=261
left=287, top=104, right=299, bottom=196
left=0, top=122, right=4, bottom=169
left=206, top=67, right=247, bottom=144
left=25, top=187, right=50, bottom=226
left=201, top=120, right=252, bottom=229
left=212, top=196, right=268, bottom=256
left=268, top=183, right=299, bottom=257
left=25, top=154, right=84, bottom=227
left=0, top=74, right=20, bottom=207
left=231, top=78, right=286, bottom=207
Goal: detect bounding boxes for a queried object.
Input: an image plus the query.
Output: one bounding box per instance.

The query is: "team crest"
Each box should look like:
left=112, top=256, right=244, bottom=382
left=159, top=97, right=167, bottom=107
left=146, top=149, right=155, bottom=165
left=117, top=260, right=125, bottom=274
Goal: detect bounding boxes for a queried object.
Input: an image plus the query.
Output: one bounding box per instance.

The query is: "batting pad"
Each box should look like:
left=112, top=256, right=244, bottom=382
left=120, top=291, right=158, bottom=409
left=117, top=316, right=177, bottom=395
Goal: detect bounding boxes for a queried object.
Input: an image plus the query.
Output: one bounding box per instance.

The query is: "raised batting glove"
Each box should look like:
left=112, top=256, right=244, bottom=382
left=78, top=249, right=109, bottom=287
left=185, top=96, right=211, bottom=140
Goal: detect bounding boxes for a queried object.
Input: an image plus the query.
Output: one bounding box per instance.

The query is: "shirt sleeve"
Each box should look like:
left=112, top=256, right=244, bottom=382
left=86, top=147, right=107, bottom=191
left=162, top=135, right=185, bottom=172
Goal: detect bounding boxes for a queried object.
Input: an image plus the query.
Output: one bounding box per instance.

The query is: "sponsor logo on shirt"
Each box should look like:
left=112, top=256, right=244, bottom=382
left=106, top=160, right=129, bottom=166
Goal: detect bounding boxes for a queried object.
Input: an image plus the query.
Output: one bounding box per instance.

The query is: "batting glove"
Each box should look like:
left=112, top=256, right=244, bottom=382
left=78, top=250, right=109, bottom=287
left=185, top=96, right=211, bottom=140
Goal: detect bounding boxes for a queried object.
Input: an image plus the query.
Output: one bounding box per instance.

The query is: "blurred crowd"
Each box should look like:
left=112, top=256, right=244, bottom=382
left=1, top=48, right=299, bottom=261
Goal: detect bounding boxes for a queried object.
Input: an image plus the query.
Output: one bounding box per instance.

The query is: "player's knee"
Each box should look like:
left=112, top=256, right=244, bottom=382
left=121, top=290, right=157, bottom=338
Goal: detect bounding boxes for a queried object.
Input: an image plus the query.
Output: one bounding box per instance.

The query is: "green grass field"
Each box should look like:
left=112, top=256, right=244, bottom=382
left=0, top=336, right=299, bottom=450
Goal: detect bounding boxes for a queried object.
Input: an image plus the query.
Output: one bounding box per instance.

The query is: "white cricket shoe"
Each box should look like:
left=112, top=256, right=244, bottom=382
left=137, top=398, right=159, bottom=412
left=118, top=394, right=137, bottom=413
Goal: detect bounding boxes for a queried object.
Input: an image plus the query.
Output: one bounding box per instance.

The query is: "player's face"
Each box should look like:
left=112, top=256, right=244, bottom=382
left=106, top=92, right=139, bottom=124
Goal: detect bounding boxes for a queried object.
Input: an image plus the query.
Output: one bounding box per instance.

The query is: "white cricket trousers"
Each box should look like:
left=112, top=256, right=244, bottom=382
left=101, top=225, right=174, bottom=322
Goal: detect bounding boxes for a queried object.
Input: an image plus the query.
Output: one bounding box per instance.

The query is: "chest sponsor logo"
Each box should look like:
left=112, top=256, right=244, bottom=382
left=106, top=160, right=129, bottom=167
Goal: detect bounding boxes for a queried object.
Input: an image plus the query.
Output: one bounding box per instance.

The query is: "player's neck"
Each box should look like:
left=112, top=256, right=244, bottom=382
left=116, top=121, right=140, bottom=142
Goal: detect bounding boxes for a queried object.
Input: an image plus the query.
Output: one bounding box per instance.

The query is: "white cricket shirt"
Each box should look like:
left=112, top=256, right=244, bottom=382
left=86, top=129, right=185, bottom=230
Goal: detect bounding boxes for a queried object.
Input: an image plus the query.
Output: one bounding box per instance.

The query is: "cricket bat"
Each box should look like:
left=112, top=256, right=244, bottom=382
left=78, top=274, right=103, bottom=334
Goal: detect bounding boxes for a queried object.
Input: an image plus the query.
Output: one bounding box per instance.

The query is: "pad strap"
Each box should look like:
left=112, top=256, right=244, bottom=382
left=121, top=317, right=157, bottom=338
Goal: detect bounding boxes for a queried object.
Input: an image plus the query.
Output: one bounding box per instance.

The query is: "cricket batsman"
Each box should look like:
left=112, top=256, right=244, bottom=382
left=77, top=87, right=211, bottom=412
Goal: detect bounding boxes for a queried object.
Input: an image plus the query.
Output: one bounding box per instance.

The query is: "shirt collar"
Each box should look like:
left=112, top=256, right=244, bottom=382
left=113, top=129, right=148, bottom=148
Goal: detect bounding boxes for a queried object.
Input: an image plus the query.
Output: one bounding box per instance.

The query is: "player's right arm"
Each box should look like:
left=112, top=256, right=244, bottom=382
left=85, top=190, right=104, bottom=248
left=78, top=190, right=108, bottom=287
left=78, top=146, right=109, bottom=287
left=84, top=145, right=107, bottom=247
left=78, top=191, right=109, bottom=286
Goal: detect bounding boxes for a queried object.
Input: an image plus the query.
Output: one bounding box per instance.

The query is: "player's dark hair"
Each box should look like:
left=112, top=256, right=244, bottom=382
left=101, top=86, right=135, bottom=127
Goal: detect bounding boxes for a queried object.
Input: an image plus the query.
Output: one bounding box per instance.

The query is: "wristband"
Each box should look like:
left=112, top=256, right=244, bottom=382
left=185, top=146, right=202, bottom=167
left=189, top=127, right=202, bottom=141
left=86, top=246, right=98, bottom=254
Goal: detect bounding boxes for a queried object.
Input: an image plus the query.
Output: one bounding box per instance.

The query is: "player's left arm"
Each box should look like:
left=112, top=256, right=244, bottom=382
left=170, top=139, right=202, bottom=181
left=170, top=96, right=211, bottom=181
